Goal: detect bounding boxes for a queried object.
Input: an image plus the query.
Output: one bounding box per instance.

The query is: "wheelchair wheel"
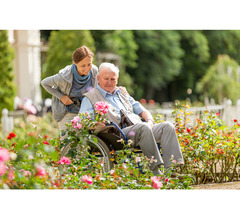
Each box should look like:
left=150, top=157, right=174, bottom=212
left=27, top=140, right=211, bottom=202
left=86, top=135, right=114, bottom=173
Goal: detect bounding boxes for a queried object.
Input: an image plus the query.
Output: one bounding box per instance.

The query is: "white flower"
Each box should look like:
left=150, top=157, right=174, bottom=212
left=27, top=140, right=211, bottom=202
left=9, top=152, right=17, bottom=160
left=110, top=170, right=115, bottom=175
left=28, top=155, right=34, bottom=160
left=135, top=157, right=141, bottom=163
left=117, top=138, right=124, bottom=143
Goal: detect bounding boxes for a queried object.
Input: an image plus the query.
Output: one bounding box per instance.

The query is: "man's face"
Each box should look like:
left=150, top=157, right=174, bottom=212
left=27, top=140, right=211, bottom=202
left=97, top=69, right=118, bottom=94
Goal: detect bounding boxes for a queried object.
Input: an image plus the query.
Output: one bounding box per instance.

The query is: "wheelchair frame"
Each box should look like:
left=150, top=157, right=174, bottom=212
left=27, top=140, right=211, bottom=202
left=60, top=122, right=161, bottom=174
left=83, top=122, right=161, bottom=173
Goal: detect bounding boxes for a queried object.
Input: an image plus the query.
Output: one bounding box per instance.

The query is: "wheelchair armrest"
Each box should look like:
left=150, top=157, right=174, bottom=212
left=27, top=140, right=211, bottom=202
left=105, top=122, right=128, bottom=144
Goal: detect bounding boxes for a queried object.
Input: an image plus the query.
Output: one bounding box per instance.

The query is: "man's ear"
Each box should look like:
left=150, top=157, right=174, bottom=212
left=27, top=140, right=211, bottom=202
left=97, top=74, right=100, bottom=81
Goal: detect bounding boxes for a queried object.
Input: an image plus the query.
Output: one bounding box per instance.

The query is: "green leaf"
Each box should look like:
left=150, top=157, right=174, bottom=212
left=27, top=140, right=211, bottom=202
left=93, top=138, right=98, bottom=143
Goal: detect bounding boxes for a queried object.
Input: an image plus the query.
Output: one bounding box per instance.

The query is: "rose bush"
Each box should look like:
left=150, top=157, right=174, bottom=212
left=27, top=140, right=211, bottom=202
left=159, top=105, right=240, bottom=184
left=2, top=102, right=238, bottom=189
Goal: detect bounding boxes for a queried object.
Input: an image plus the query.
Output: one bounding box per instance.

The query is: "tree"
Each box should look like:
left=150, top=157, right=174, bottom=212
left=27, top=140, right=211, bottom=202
left=168, top=30, right=210, bottom=102
left=91, top=30, right=138, bottom=94
left=196, top=54, right=240, bottom=104
left=129, top=30, right=183, bottom=101
left=0, top=30, right=16, bottom=114
left=42, top=30, right=95, bottom=98
left=203, top=30, right=240, bottom=64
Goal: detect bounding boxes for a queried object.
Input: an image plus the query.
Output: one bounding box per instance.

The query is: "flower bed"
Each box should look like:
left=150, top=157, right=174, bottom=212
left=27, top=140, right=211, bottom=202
left=168, top=105, right=240, bottom=184
left=1, top=104, right=239, bottom=189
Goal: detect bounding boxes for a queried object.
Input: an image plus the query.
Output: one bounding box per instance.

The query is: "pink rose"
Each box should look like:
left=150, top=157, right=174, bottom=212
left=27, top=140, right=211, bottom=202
left=0, top=162, right=7, bottom=176
left=74, top=123, right=82, bottom=129
left=58, top=156, right=71, bottom=165
left=102, top=109, right=108, bottom=114
left=0, top=148, right=10, bottom=162
left=95, top=101, right=110, bottom=114
left=35, top=166, right=47, bottom=177
left=150, top=176, right=159, bottom=182
left=7, top=166, right=15, bottom=180
left=81, top=175, right=93, bottom=185
left=20, top=169, right=32, bottom=177
left=151, top=176, right=163, bottom=189
left=71, top=116, right=80, bottom=125
left=152, top=181, right=163, bottom=189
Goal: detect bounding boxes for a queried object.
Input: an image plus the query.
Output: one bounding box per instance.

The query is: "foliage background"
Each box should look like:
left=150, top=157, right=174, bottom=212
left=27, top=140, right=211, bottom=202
left=0, top=30, right=16, bottom=115
left=41, top=30, right=240, bottom=105
left=41, top=30, right=95, bottom=98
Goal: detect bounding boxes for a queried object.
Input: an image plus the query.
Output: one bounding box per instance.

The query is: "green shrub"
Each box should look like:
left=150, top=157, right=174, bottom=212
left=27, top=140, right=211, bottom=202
left=197, top=54, right=240, bottom=104
left=0, top=30, right=16, bottom=115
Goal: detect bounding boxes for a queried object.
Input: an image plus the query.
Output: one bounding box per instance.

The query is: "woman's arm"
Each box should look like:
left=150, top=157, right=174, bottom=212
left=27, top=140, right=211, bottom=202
left=41, top=74, right=73, bottom=105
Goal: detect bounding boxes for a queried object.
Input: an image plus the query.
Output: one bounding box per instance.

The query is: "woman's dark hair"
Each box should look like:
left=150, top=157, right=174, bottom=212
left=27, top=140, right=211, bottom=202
left=72, top=46, right=94, bottom=63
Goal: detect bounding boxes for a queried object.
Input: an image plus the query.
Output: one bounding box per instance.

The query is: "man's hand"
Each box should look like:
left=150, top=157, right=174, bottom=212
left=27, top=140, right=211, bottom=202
left=94, top=122, right=106, bottom=128
left=146, top=119, right=154, bottom=128
left=139, top=110, right=154, bottom=128
left=89, top=122, right=105, bottom=131
left=60, top=95, right=74, bottom=105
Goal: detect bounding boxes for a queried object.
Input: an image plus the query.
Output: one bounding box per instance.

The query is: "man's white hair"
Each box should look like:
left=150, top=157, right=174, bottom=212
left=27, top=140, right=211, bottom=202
left=98, top=62, right=119, bottom=77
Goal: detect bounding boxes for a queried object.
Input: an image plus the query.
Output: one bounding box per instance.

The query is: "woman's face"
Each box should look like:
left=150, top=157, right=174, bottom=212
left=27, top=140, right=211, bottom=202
left=74, top=56, right=93, bottom=76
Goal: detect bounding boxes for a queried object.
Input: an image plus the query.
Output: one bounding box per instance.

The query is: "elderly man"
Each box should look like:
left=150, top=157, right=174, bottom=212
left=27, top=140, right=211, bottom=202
left=79, top=62, right=184, bottom=176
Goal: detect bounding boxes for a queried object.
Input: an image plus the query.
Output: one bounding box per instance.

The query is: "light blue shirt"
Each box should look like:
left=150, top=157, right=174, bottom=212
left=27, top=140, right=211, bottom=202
left=79, top=84, right=144, bottom=119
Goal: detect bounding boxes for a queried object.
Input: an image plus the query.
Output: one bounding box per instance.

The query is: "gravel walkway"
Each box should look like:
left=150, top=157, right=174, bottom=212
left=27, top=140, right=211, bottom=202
left=192, top=181, right=240, bottom=189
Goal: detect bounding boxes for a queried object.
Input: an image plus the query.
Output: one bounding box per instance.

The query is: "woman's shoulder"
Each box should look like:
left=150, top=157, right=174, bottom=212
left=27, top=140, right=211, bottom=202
left=59, top=65, right=72, bottom=75
left=59, top=65, right=73, bottom=82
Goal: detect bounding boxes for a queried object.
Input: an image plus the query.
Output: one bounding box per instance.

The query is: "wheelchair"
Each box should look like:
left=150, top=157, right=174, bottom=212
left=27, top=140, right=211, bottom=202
left=60, top=122, right=161, bottom=174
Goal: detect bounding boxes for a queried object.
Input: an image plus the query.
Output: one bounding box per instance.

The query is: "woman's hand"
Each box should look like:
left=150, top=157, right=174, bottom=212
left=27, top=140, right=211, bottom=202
left=119, top=86, right=129, bottom=96
left=89, top=122, right=105, bottom=130
left=60, top=95, right=74, bottom=105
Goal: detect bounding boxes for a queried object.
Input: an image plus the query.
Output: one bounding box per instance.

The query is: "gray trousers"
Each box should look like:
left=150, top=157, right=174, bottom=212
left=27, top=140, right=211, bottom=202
left=58, top=112, right=78, bottom=141
left=58, top=112, right=78, bottom=158
left=122, top=122, right=184, bottom=170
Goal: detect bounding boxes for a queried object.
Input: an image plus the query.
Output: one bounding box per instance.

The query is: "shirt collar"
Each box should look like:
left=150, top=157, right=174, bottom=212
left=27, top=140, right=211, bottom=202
left=96, top=84, right=120, bottom=97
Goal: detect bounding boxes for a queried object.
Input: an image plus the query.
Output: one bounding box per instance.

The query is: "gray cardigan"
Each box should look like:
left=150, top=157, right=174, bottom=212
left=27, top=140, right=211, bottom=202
left=41, top=64, right=98, bottom=122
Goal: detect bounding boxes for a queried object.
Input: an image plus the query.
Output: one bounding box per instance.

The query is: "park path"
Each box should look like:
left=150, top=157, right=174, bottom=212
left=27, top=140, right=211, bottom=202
left=192, top=181, right=240, bottom=189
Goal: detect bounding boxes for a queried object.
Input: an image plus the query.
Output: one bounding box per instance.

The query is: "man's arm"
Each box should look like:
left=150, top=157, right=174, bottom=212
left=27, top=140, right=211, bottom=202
left=128, top=96, right=154, bottom=127
left=139, top=110, right=154, bottom=126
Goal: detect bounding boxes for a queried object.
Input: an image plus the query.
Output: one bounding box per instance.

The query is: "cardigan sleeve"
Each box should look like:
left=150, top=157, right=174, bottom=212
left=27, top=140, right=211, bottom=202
left=41, top=74, right=65, bottom=100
